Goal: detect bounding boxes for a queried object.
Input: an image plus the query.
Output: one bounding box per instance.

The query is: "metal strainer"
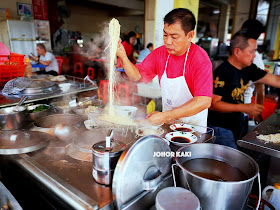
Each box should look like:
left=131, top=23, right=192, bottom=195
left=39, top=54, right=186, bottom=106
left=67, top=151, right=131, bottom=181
left=2, top=77, right=33, bottom=95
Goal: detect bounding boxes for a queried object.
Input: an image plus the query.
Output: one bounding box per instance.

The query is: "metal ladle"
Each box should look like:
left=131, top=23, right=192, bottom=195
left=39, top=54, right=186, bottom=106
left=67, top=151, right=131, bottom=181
left=53, top=124, right=77, bottom=143
left=13, top=95, right=28, bottom=112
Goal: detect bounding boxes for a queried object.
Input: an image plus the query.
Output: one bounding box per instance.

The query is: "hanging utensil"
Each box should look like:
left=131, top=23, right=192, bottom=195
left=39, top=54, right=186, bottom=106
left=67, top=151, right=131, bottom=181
left=13, top=95, right=28, bottom=112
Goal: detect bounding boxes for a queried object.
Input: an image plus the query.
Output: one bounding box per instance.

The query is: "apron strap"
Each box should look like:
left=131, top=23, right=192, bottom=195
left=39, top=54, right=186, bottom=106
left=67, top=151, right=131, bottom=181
left=164, top=46, right=191, bottom=77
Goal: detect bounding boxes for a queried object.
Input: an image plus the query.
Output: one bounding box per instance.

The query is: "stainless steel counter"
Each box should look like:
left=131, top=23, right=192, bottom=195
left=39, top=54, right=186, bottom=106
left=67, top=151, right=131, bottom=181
left=237, top=111, right=280, bottom=158
left=0, top=75, right=98, bottom=108
left=1, top=119, right=214, bottom=209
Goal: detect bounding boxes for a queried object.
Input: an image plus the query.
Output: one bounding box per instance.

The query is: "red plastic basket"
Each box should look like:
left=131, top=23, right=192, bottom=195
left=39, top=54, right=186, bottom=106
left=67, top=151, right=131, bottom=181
left=0, top=53, right=25, bottom=86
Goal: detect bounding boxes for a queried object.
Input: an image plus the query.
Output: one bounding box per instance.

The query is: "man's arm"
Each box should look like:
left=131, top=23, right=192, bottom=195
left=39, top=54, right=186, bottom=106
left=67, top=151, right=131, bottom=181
left=116, top=40, right=142, bottom=81
left=257, top=73, right=280, bottom=88
left=146, top=96, right=211, bottom=125
left=210, top=94, right=264, bottom=116
left=38, top=59, right=51, bottom=66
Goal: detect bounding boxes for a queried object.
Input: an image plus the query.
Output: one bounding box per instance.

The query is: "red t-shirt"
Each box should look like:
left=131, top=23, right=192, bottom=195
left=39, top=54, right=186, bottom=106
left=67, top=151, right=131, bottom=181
left=136, top=43, right=213, bottom=97
left=117, top=40, right=134, bottom=67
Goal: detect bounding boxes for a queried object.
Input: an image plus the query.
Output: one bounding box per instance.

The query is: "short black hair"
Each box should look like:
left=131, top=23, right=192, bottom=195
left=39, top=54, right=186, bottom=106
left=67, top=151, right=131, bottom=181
left=164, top=8, right=196, bottom=35
left=124, top=31, right=136, bottom=43
left=229, top=31, right=251, bottom=55
left=36, top=43, right=46, bottom=50
left=147, top=43, right=153, bottom=48
left=241, top=19, right=265, bottom=40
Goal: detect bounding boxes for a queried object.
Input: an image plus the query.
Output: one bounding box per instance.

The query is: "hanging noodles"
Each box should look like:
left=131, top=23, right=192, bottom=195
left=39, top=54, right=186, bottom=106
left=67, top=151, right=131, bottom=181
left=97, top=18, right=136, bottom=127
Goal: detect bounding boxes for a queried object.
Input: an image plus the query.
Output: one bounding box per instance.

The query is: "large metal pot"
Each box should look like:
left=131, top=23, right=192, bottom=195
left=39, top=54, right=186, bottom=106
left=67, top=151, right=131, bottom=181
left=0, top=106, right=27, bottom=130
left=175, top=143, right=259, bottom=210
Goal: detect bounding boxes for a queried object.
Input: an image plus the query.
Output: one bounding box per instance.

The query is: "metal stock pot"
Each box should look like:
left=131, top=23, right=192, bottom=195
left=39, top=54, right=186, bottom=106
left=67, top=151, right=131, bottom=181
left=175, top=143, right=259, bottom=210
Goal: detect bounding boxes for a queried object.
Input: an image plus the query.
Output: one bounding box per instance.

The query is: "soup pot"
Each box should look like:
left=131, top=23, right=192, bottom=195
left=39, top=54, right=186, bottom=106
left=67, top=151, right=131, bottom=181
left=175, top=143, right=259, bottom=210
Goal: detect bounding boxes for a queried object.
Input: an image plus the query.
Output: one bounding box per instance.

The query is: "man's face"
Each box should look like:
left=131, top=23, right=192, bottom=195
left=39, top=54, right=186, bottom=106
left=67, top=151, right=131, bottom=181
left=36, top=47, right=44, bottom=56
left=163, top=21, right=193, bottom=56
left=237, top=39, right=257, bottom=68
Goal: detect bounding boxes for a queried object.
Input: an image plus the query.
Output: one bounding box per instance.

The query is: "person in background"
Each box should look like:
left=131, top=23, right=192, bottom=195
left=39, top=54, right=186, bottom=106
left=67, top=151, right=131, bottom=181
left=30, top=43, right=59, bottom=76
left=117, top=31, right=136, bottom=68
left=137, top=43, right=154, bottom=63
left=208, top=31, right=280, bottom=149
left=116, top=8, right=212, bottom=128
left=242, top=19, right=265, bottom=125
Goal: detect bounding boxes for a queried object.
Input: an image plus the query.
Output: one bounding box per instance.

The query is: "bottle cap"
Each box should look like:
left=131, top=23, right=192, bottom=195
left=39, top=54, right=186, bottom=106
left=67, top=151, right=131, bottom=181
left=274, top=183, right=280, bottom=189
left=24, top=58, right=30, bottom=63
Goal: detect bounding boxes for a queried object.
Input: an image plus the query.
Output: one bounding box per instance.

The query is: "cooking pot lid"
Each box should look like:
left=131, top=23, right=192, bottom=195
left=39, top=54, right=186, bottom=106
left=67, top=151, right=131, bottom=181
left=0, top=131, right=51, bottom=155
left=74, top=128, right=135, bottom=154
left=25, top=80, right=56, bottom=89
left=92, top=140, right=126, bottom=155
left=156, top=187, right=200, bottom=210
left=112, top=135, right=172, bottom=210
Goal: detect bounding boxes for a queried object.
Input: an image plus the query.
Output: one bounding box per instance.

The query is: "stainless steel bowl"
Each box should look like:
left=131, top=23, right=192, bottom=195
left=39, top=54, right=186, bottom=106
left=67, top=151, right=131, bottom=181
left=0, top=106, right=27, bottom=130
left=26, top=104, right=51, bottom=121
left=51, top=101, right=74, bottom=114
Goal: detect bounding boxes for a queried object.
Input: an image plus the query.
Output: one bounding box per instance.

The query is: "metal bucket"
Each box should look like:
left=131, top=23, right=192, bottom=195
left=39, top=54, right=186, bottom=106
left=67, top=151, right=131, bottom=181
left=175, top=143, right=259, bottom=210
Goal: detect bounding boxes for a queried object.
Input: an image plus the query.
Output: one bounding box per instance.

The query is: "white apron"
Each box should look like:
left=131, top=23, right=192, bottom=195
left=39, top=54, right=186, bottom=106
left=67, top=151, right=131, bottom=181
left=161, top=47, right=208, bottom=133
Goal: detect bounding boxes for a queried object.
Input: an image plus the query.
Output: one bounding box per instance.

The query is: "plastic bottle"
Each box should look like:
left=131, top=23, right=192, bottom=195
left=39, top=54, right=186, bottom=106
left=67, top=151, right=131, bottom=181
left=5, top=9, right=10, bottom=20
left=24, top=58, right=32, bottom=78
left=262, top=183, right=280, bottom=210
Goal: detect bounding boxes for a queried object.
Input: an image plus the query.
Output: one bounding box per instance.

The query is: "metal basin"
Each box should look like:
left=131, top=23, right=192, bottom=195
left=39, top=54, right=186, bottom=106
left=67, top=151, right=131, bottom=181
left=33, top=114, right=82, bottom=136
left=34, top=114, right=82, bottom=128
left=176, top=143, right=259, bottom=210
left=26, top=104, right=52, bottom=121
left=0, top=106, right=27, bottom=130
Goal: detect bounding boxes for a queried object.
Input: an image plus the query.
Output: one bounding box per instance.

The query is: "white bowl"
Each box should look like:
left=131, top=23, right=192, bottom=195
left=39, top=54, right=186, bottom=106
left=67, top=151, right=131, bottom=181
left=136, top=126, right=164, bottom=137
left=59, top=83, right=71, bottom=92
left=84, top=120, right=98, bottom=130
left=170, top=124, right=196, bottom=133
left=115, top=106, right=138, bottom=118
left=165, top=131, right=197, bottom=146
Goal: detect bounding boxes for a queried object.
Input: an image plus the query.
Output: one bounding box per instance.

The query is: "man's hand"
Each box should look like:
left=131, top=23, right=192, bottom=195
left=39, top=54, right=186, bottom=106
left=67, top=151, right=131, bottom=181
left=244, top=103, right=264, bottom=116
left=29, top=55, right=38, bottom=62
left=116, top=39, right=127, bottom=59
left=146, top=111, right=168, bottom=125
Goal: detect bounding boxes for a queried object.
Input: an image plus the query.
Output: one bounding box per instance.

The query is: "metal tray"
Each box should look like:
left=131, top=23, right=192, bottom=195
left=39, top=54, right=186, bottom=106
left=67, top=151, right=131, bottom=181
left=238, top=111, right=280, bottom=158
left=19, top=80, right=59, bottom=95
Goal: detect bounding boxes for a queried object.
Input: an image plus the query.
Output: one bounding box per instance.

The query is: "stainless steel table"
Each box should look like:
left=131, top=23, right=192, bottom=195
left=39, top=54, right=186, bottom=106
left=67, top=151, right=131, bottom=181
left=237, top=110, right=280, bottom=158
left=0, top=75, right=98, bottom=108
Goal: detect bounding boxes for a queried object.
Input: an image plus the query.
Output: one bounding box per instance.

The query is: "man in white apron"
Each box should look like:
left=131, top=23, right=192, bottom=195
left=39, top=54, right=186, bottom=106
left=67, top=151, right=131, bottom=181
left=117, top=8, right=212, bottom=132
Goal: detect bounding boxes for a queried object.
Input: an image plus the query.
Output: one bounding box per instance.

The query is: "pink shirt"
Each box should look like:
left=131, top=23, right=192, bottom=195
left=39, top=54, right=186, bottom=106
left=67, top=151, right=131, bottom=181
left=136, top=43, right=213, bottom=97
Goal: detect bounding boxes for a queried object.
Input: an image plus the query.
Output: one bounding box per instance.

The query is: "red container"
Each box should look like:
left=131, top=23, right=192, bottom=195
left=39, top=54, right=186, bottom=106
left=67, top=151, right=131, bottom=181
left=250, top=95, right=278, bottom=120
left=0, top=53, right=25, bottom=86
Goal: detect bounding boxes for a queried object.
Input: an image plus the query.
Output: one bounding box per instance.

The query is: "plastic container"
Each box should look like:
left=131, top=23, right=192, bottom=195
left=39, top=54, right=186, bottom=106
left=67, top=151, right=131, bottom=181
left=262, top=183, right=280, bottom=210
left=0, top=53, right=25, bottom=86
left=137, top=82, right=161, bottom=98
